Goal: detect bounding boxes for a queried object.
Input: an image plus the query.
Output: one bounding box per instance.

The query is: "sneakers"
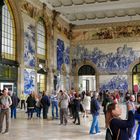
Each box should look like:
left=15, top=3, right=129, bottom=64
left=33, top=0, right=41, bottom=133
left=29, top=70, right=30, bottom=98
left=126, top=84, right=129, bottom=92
left=89, top=131, right=101, bottom=135
left=2, top=131, right=9, bottom=134
left=89, top=132, right=96, bottom=135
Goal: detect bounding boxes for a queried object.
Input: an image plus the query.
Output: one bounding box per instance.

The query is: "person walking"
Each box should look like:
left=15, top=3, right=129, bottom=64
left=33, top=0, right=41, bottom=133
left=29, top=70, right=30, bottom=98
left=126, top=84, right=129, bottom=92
left=0, top=88, right=12, bottom=134
left=89, top=92, right=101, bottom=134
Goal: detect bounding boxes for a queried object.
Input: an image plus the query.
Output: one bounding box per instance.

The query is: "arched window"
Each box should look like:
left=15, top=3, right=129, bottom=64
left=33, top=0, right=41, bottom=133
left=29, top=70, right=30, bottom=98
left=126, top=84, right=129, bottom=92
left=37, top=20, right=46, bottom=60
left=37, top=19, right=46, bottom=93
left=1, top=1, right=16, bottom=60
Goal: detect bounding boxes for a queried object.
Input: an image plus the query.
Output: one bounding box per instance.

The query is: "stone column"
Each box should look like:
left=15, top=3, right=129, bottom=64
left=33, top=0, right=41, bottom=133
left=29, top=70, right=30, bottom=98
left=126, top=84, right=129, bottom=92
left=46, top=10, right=60, bottom=94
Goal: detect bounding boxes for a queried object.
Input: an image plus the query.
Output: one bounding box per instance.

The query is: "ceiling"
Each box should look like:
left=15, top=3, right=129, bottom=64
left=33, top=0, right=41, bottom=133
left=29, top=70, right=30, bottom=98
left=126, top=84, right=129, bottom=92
left=40, top=0, right=140, bottom=26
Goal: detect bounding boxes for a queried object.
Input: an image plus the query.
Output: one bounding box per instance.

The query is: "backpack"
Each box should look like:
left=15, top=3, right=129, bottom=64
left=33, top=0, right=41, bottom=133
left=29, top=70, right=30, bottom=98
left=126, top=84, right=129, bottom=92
left=105, top=127, right=113, bottom=140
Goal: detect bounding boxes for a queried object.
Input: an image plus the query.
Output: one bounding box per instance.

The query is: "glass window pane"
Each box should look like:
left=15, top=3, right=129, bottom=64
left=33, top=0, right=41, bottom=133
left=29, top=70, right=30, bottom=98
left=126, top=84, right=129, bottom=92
left=37, top=20, right=46, bottom=58
left=2, top=4, right=16, bottom=60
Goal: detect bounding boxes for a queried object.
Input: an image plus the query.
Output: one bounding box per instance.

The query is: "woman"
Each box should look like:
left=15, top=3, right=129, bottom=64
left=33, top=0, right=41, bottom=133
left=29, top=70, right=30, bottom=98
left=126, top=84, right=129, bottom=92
left=82, top=92, right=91, bottom=117
left=106, top=103, right=134, bottom=140
left=135, top=106, right=140, bottom=140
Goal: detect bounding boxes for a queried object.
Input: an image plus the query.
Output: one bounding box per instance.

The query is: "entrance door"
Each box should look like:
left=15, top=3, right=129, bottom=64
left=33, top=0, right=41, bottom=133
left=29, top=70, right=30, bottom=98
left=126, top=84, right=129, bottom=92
left=0, top=82, right=15, bottom=94
left=78, top=65, right=96, bottom=92
left=132, top=63, right=140, bottom=93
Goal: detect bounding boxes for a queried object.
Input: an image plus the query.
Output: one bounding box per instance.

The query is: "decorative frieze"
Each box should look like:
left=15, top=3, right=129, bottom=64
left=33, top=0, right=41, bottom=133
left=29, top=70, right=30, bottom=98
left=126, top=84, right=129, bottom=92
left=72, top=23, right=140, bottom=43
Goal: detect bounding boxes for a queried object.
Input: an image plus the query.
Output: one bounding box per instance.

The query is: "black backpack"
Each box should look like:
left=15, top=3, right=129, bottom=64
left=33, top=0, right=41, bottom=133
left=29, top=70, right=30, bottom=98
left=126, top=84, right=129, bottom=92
left=105, top=127, right=113, bottom=140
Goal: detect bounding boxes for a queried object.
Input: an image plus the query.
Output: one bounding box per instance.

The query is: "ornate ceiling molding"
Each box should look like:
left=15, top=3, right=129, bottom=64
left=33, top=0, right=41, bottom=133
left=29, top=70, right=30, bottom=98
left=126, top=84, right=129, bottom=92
left=40, top=0, right=140, bottom=25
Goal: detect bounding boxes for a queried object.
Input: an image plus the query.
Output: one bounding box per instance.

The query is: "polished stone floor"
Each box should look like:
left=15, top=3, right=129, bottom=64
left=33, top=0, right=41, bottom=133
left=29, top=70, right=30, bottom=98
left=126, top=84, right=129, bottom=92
left=0, top=104, right=126, bottom=140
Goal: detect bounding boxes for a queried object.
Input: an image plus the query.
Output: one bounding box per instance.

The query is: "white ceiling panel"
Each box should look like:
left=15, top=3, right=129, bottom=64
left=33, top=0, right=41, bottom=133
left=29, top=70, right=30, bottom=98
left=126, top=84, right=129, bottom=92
left=105, top=11, right=115, bottom=18
left=115, top=10, right=126, bottom=17
left=60, top=0, right=73, bottom=6
left=76, top=13, right=86, bottom=20
left=84, top=0, right=96, bottom=4
left=136, top=9, right=140, bottom=15
left=96, top=12, right=105, bottom=18
left=86, top=13, right=96, bottom=19
left=65, top=14, right=77, bottom=21
left=127, top=9, right=136, bottom=16
left=49, top=0, right=62, bottom=7
left=72, top=0, right=84, bottom=5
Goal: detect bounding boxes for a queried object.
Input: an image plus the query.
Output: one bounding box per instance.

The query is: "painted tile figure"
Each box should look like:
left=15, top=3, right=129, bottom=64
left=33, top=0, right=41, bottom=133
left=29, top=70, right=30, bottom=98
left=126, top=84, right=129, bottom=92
left=24, top=24, right=36, bottom=68
left=24, top=69, right=35, bottom=95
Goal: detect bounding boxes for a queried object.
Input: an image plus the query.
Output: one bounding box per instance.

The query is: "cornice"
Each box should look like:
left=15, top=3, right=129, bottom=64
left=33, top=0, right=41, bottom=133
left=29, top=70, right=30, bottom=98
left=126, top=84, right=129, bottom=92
left=73, top=20, right=140, bottom=30
left=72, top=37, right=140, bottom=45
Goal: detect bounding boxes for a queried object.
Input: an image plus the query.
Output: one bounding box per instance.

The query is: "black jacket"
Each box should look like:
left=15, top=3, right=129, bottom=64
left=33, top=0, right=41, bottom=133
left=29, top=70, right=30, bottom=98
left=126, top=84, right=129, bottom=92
left=110, top=111, right=134, bottom=140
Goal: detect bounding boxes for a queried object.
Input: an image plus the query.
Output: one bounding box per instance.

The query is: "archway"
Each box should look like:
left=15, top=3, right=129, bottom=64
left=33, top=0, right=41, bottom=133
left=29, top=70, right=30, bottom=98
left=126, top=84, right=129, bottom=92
left=128, top=58, right=140, bottom=92
left=132, top=63, right=140, bottom=93
left=74, top=60, right=99, bottom=92
left=78, top=65, right=96, bottom=92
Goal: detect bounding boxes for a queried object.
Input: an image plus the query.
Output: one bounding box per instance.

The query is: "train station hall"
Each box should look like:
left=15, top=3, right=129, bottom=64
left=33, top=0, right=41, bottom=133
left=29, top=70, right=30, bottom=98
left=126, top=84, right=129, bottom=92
left=0, top=0, right=140, bottom=140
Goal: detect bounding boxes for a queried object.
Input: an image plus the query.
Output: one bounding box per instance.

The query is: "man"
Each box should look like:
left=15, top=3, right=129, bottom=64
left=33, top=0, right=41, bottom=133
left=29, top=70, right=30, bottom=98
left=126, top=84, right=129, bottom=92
left=50, top=90, right=58, bottom=120
left=58, top=90, right=69, bottom=125
left=41, top=92, right=50, bottom=119
left=0, top=88, right=12, bottom=134
left=89, top=91, right=101, bottom=134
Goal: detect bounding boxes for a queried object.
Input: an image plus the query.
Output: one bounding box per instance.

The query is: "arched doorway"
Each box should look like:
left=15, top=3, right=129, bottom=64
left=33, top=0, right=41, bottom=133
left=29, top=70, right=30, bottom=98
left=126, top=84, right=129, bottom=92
left=78, top=65, right=96, bottom=92
left=132, top=63, right=140, bottom=93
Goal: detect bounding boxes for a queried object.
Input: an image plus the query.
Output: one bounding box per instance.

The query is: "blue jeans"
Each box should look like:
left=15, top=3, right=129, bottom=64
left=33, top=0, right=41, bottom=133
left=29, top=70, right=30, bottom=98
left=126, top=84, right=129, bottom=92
left=52, top=101, right=58, bottom=119
left=136, top=125, right=140, bottom=140
left=11, top=107, right=17, bottom=119
left=89, top=114, right=100, bottom=134
left=27, top=108, right=34, bottom=119
left=36, top=107, right=41, bottom=118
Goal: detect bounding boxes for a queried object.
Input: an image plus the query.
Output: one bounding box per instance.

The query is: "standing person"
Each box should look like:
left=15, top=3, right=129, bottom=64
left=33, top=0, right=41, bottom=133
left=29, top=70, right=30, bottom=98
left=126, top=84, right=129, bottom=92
left=82, top=91, right=91, bottom=118
left=106, top=103, right=134, bottom=140
left=20, top=91, right=26, bottom=110
left=0, top=88, right=12, bottom=134
left=102, top=93, right=113, bottom=118
left=50, top=90, right=58, bottom=120
left=126, top=94, right=136, bottom=140
left=69, top=91, right=75, bottom=119
left=135, top=106, right=140, bottom=140
left=41, top=92, right=50, bottom=119
left=0, top=89, right=2, bottom=96
left=10, top=92, right=20, bottom=119
left=26, top=92, right=36, bottom=119
left=59, top=90, right=69, bottom=125
left=89, top=92, right=101, bottom=134
left=35, top=95, right=42, bottom=118
left=0, top=90, right=2, bottom=113
left=73, top=93, right=80, bottom=125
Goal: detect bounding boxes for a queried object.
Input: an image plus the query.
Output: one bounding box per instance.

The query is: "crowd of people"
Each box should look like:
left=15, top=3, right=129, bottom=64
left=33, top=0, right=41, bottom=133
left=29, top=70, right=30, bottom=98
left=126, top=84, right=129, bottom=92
left=0, top=88, right=140, bottom=140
